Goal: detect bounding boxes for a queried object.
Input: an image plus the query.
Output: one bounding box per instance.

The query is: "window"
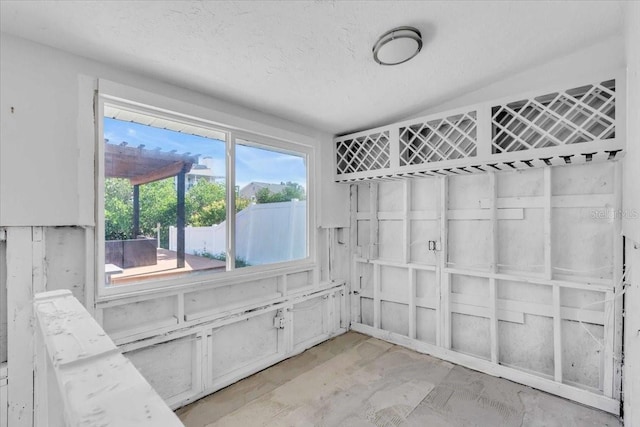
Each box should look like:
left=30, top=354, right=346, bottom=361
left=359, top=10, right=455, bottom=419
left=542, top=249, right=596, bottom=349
left=98, top=94, right=312, bottom=291
left=235, top=140, right=307, bottom=268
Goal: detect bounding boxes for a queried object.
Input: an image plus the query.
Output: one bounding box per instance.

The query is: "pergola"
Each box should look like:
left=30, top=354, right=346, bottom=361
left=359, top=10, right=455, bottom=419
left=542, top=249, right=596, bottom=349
left=105, top=142, right=198, bottom=268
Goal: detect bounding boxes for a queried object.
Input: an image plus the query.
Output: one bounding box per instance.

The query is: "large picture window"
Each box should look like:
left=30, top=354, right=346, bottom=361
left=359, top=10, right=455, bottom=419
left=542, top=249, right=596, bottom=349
left=98, top=98, right=311, bottom=290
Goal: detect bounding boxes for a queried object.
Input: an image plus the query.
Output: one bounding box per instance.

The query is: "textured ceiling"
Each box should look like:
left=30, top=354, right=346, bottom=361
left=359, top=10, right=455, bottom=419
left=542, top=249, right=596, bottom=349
left=0, top=1, right=626, bottom=135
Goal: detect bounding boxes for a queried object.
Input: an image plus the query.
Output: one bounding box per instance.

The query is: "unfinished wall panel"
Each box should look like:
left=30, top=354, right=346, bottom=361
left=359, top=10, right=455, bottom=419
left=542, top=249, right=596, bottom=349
left=497, top=169, right=544, bottom=198
left=552, top=207, right=613, bottom=280
left=415, top=270, right=437, bottom=300
left=380, top=266, right=408, bottom=299
left=497, top=209, right=544, bottom=274
left=184, top=278, right=280, bottom=318
left=499, top=314, right=554, bottom=377
left=293, top=297, right=326, bottom=347
left=378, top=220, right=404, bottom=262
left=102, top=296, right=177, bottom=337
left=43, top=227, right=87, bottom=304
left=210, top=311, right=279, bottom=381
left=0, top=240, right=6, bottom=364
left=448, top=220, right=492, bottom=270
left=380, top=301, right=409, bottom=337
left=349, top=158, right=622, bottom=413
left=451, top=313, right=491, bottom=360
left=409, top=220, right=439, bottom=265
left=378, top=181, right=404, bottom=211
left=411, top=177, right=439, bottom=211
left=416, top=307, right=437, bottom=344
left=288, top=271, right=313, bottom=292
left=125, top=334, right=201, bottom=405
left=498, top=280, right=552, bottom=306
left=562, top=320, right=604, bottom=390
left=360, top=297, right=374, bottom=327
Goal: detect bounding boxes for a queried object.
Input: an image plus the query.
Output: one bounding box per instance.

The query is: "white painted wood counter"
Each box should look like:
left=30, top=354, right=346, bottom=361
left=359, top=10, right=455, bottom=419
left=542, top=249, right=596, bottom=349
left=33, top=290, right=183, bottom=427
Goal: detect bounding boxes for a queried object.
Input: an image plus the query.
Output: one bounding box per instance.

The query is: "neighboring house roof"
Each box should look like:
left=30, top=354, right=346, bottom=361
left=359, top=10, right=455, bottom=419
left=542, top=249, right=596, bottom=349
left=239, top=182, right=287, bottom=200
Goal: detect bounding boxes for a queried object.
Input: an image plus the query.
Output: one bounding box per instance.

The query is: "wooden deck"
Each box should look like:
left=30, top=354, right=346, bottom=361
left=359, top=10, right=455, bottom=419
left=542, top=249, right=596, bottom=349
left=110, top=248, right=225, bottom=285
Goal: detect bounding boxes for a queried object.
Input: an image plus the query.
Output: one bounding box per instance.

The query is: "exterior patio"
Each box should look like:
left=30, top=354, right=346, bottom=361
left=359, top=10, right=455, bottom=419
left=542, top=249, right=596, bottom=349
left=109, top=248, right=225, bottom=285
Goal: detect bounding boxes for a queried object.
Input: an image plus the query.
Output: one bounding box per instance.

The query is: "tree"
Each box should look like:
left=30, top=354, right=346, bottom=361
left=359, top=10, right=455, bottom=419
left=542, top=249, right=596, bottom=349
left=138, top=178, right=177, bottom=248
left=104, top=178, right=133, bottom=240
left=104, top=176, right=254, bottom=248
left=255, top=182, right=306, bottom=204
left=186, top=179, right=225, bottom=221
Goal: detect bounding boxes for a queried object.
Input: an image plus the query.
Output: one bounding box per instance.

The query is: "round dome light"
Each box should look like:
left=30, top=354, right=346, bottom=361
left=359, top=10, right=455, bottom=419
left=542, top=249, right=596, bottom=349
left=373, top=26, right=422, bottom=66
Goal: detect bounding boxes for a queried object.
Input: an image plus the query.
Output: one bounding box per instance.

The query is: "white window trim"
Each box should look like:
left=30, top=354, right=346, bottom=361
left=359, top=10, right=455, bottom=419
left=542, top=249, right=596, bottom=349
left=95, top=80, right=317, bottom=300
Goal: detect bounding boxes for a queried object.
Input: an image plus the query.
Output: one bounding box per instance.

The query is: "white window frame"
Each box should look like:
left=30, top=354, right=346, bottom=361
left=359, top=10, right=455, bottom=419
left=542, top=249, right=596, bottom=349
left=95, top=80, right=316, bottom=299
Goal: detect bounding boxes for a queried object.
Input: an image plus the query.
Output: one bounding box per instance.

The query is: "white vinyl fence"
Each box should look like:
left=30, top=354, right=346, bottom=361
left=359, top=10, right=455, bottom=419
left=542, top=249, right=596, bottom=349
left=170, top=200, right=306, bottom=266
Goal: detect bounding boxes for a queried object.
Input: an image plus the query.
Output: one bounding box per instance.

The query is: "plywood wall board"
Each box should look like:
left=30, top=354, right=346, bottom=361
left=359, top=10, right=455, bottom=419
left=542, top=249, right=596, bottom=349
left=378, top=220, right=404, bottom=262
left=379, top=266, right=408, bottom=297
left=210, top=311, right=279, bottom=380
left=411, top=177, right=440, bottom=211
left=561, top=320, right=604, bottom=390
left=357, top=220, right=370, bottom=248
left=356, top=183, right=370, bottom=213
left=446, top=267, right=612, bottom=293
left=377, top=181, right=404, bottom=212
left=103, top=295, right=177, bottom=335
left=451, top=313, right=491, bottom=360
left=287, top=271, right=312, bottom=291
left=448, top=220, right=492, bottom=269
left=551, top=194, right=614, bottom=208
left=497, top=281, right=552, bottom=305
left=416, top=270, right=437, bottom=299
left=348, top=160, right=620, bottom=411
left=416, top=307, right=437, bottom=345
left=451, top=274, right=489, bottom=297
left=448, top=208, right=524, bottom=220
left=498, top=314, right=554, bottom=377
left=409, top=220, right=439, bottom=265
left=359, top=262, right=374, bottom=292
left=560, top=288, right=606, bottom=311
left=126, top=334, right=198, bottom=402
left=480, top=197, right=544, bottom=209
left=448, top=174, right=490, bottom=209
left=415, top=297, right=438, bottom=310
left=552, top=208, right=613, bottom=280
left=380, top=301, right=409, bottom=337
left=360, top=297, right=374, bottom=327
left=293, top=297, right=326, bottom=346
left=43, top=227, right=87, bottom=303
left=497, top=168, right=544, bottom=197
left=552, top=162, right=614, bottom=196
left=0, top=241, right=6, bottom=364
left=216, top=277, right=279, bottom=305
left=498, top=209, right=545, bottom=274
left=184, top=279, right=279, bottom=316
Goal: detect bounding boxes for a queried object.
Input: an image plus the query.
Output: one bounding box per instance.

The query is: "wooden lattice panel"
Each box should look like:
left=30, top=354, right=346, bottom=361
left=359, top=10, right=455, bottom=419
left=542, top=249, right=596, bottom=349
left=399, top=112, right=477, bottom=166
left=336, top=132, right=390, bottom=175
left=492, top=80, right=615, bottom=153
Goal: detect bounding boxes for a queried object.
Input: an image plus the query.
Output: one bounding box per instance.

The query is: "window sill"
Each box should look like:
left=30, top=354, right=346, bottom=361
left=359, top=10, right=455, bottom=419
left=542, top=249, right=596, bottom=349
left=95, top=258, right=318, bottom=305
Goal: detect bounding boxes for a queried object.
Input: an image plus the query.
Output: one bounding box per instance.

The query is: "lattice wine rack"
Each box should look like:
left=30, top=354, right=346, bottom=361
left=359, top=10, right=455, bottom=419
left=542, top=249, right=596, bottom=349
left=334, top=77, right=624, bottom=182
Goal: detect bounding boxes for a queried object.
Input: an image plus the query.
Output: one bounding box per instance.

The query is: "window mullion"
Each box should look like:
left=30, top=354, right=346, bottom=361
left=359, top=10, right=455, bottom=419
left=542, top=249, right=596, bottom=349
left=226, top=133, right=236, bottom=271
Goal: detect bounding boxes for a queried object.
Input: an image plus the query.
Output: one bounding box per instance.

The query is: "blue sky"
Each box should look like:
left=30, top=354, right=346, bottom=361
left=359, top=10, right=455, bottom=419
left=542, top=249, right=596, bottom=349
left=104, top=117, right=306, bottom=189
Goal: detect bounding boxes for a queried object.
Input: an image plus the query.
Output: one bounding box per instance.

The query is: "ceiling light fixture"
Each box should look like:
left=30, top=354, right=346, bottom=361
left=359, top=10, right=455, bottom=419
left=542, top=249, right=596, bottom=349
left=372, top=26, right=423, bottom=66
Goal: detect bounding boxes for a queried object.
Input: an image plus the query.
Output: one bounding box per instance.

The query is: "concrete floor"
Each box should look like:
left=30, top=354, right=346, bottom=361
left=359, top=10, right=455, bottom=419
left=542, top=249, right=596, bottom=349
left=176, top=332, right=622, bottom=427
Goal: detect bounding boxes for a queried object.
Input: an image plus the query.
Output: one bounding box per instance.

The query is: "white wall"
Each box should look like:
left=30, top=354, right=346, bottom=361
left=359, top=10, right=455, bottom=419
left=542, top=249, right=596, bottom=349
left=623, top=2, right=640, bottom=426
left=409, top=35, right=625, bottom=118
